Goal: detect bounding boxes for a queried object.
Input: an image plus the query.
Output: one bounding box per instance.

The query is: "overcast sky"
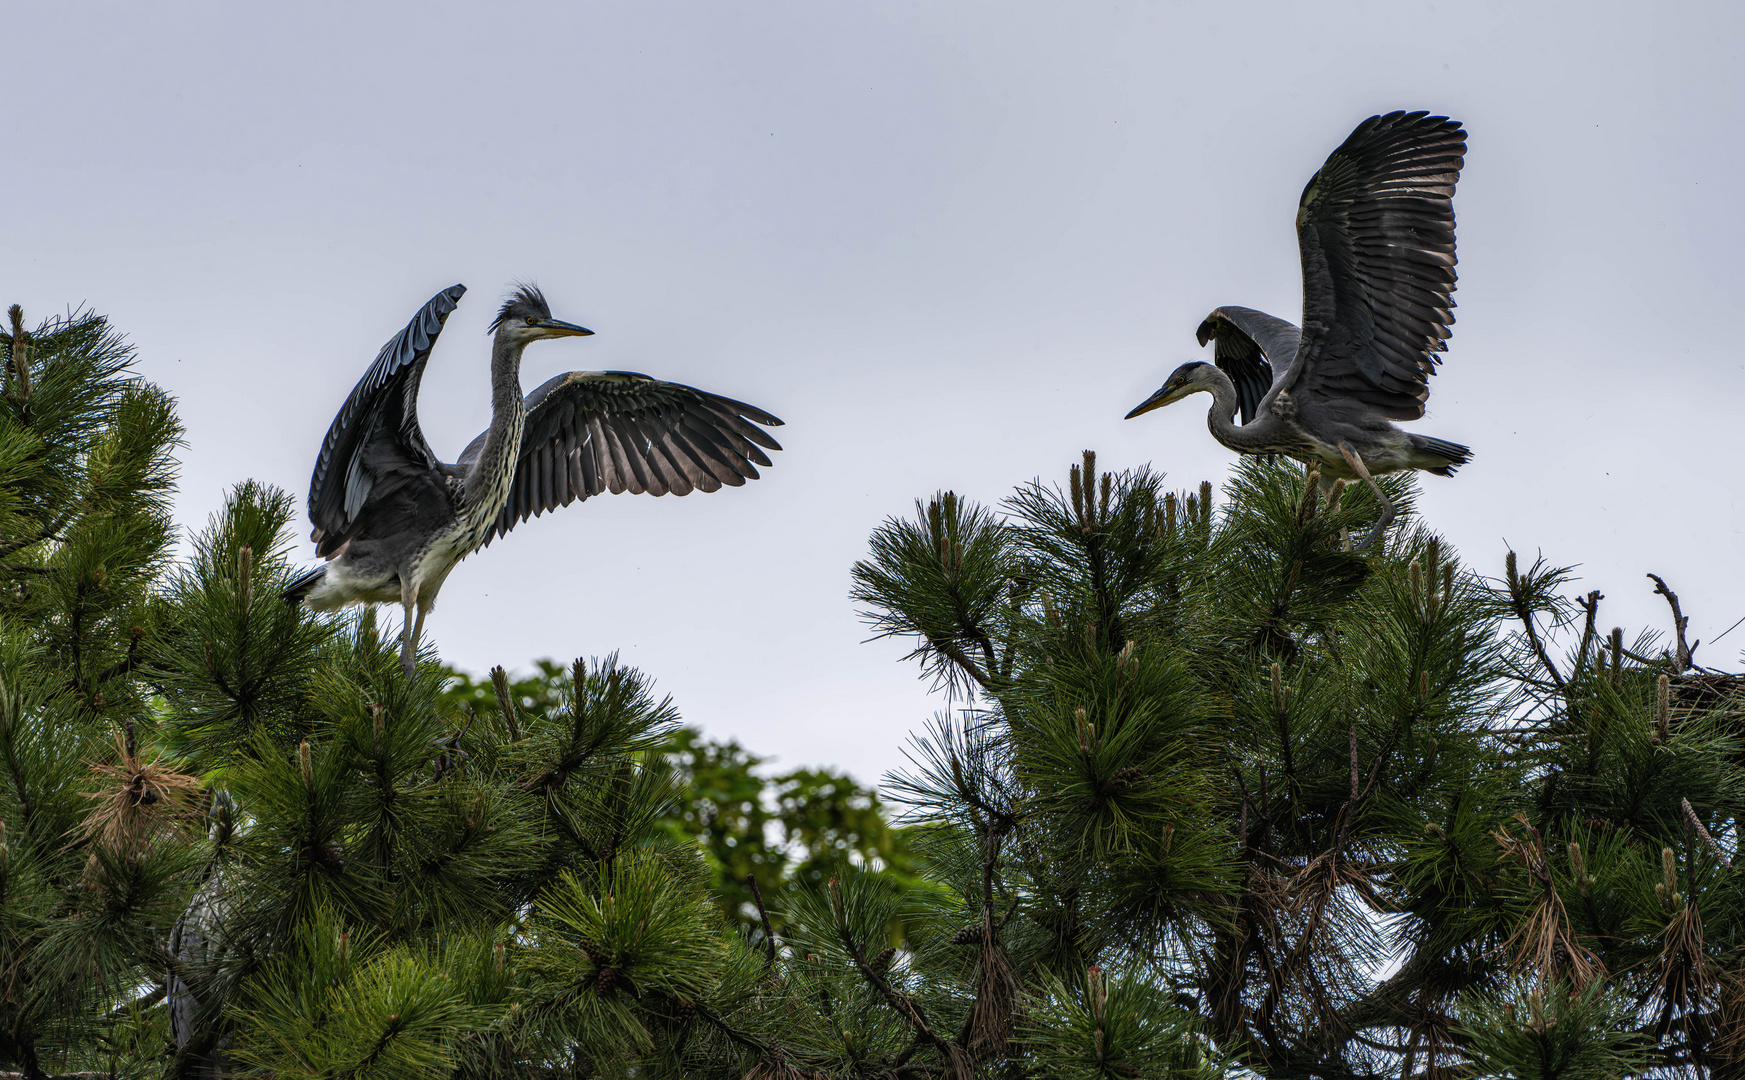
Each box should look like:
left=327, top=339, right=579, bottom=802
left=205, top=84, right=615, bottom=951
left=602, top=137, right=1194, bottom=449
left=10, top=1, right=1743, bottom=785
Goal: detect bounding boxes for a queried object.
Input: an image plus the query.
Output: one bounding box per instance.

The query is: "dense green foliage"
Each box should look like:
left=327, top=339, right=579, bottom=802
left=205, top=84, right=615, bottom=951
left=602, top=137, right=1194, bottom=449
left=842, top=453, right=1745, bottom=1078
left=3, top=304, right=1745, bottom=1080
left=441, top=663, right=923, bottom=936
left=0, top=306, right=185, bottom=1077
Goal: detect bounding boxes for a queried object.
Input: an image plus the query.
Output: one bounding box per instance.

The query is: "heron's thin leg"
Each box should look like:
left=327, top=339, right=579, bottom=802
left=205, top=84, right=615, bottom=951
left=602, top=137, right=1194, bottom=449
left=411, top=604, right=429, bottom=665
left=399, top=578, right=418, bottom=679
left=1338, top=441, right=1393, bottom=551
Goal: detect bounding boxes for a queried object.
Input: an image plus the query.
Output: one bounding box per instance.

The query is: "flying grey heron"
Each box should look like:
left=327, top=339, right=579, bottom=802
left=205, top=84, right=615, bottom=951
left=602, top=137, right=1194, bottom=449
left=1125, top=111, right=1471, bottom=550
left=285, top=284, right=783, bottom=676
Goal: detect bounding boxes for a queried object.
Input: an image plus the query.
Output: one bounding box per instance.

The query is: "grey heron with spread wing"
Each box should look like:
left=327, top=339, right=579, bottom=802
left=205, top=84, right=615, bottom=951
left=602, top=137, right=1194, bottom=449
left=1126, top=111, right=1471, bottom=550
left=285, top=284, right=783, bottom=676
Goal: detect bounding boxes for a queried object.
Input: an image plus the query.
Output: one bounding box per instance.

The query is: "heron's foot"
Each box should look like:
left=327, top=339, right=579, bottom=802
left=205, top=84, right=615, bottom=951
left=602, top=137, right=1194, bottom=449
left=1351, top=495, right=1397, bottom=550
left=1352, top=518, right=1389, bottom=552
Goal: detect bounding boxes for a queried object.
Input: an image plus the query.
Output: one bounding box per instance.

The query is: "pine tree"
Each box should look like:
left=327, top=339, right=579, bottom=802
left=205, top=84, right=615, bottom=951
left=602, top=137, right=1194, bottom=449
left=837, top=450, right=1745, bottom=1077
left=0, top=305, right=184, bottom=1079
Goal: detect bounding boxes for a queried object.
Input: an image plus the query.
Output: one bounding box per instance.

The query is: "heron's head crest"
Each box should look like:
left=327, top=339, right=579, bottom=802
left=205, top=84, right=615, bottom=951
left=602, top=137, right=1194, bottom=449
left=489, top=284, right=553, bottom=333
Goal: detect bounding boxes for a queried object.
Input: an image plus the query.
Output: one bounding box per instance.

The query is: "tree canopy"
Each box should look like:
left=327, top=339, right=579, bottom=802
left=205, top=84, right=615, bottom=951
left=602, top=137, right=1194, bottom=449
left=2, top=304, right=1743, bottom=1080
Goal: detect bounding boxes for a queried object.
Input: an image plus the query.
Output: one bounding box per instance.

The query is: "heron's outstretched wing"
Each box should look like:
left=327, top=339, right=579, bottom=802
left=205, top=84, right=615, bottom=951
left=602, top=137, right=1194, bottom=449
left=460, top=371, right=784, bottom=546
left=1281, top=111, right=1464, bottom=421
left=307, top=285, right=465, bottom=556
left=1195, top=306, right=1302, bottom=424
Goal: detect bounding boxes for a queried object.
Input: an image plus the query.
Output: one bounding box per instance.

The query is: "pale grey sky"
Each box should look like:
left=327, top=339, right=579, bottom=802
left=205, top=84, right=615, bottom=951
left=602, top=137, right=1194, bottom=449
left=10, top=1, right=1743, bottom=784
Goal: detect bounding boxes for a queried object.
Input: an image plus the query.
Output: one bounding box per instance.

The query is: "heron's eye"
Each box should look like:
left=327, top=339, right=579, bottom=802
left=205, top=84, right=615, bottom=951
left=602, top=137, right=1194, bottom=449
left=524, top=316, right=538, bottom=327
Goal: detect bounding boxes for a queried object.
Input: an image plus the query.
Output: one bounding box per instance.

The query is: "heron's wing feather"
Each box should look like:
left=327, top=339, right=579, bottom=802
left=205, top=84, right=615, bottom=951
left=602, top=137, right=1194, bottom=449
left=1283, top=112, right=1464, bottom=421
left=307, top=285, right=465, bottom=555
left=1196, top=306, right=1302, bottom=424
left=460, top=371, right=783, bottom=546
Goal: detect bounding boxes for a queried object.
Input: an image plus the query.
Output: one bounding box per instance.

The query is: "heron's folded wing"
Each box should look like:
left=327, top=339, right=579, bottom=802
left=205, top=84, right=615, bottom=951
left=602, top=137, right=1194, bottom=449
left=1195, top=306, right=1302, bottom=424
left=1283, top=111, right=1464, bottom=421
left=460, top=371, right=784, bottom=546
left=307, top=285, right=464, bottom=556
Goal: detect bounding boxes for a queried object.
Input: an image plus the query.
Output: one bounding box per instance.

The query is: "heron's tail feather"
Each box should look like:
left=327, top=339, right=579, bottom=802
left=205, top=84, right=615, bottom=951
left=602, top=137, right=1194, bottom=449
left=1412, top=434, right=1472, bottom=477
left=283, top=565, right=326, bottom=605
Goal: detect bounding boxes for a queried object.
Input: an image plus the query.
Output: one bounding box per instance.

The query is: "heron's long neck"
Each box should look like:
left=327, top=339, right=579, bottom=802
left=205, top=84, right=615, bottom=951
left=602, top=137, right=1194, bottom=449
left=459, top=333, right=528, bottom=522
left=1202, top=369, right=1276, bottom=455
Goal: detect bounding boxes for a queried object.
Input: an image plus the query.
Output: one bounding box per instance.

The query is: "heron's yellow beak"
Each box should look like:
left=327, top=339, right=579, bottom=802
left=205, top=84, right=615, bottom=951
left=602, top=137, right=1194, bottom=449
left=1124, top=383, right=1188, bottom=419
left=537, top=318, right=595, bottom=337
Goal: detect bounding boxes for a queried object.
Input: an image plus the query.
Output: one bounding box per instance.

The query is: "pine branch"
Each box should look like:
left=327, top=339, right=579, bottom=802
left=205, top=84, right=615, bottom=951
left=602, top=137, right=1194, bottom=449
left=692, top=1004, right=772, bottom=1057
left=1574, top=590, right=1602, bottom=677
left=0, top=510, right=72, bottom=560
left=830, top=878, right=960, bottom=1070
left=746, top=872, right=778, bottom=967
left=1271, top=663, right=1297, bottom=779
left=929, top=638, right=994, bottom=692
left=0, top=714, right=33, bottom=828
left=1504, top=551, right=1566, bottom=695
left=93, top=625, right=145, bottom=684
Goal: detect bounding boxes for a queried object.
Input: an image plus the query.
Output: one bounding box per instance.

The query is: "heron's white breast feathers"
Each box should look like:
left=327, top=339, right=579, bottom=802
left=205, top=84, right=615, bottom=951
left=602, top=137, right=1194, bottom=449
left=301, top=562, right=402, bottom=609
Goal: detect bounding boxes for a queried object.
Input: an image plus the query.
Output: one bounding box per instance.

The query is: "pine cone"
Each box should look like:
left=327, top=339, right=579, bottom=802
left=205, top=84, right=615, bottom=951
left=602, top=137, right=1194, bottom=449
left=674, top=996, right=696, bottom=1023
left=952, top=922, right=987, bottom=945
left=597, top=966, right=618, bottom=996
left=869, top=946, right=896, bottom=976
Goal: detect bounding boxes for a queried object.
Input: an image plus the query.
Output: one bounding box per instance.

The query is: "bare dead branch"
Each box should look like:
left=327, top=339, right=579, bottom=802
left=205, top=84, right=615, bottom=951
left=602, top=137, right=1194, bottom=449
left=1648, top=573, right=1696, bottom=673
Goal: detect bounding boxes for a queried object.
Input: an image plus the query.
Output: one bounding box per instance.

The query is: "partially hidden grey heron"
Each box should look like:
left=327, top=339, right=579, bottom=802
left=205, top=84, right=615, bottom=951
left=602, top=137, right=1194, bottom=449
left=1126, top=111, right=1471, bottom=550
left=285, top=284, right=783, bottom=676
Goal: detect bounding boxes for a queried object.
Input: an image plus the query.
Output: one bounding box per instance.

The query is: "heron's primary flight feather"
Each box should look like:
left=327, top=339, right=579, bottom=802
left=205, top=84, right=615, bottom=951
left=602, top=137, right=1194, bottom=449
left=1284, top=111, right=1464, bottom=421
left=1195, top=306, right=1302, bottom=424
left=307, top=284, right=465, bottom=555
left=457, top=370, right=785, bottom=546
